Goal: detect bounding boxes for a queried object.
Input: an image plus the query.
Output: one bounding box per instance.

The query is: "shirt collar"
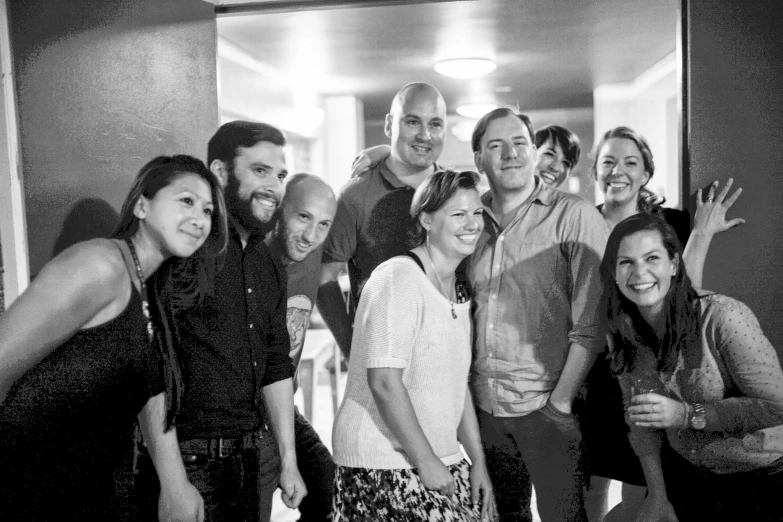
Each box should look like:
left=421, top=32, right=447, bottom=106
left=376, top=159, right=441, bottom=189
left=480, top=176, right=555, bottom=214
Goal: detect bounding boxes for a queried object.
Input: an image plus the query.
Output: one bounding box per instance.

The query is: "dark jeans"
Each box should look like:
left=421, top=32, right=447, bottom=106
left=293, top=407, right=335, bottom=522
left=662, top=446, right=783, bottom=521
left=133, top=427, right=280, bottom=522
left=478, top=404, right=588, bottom=522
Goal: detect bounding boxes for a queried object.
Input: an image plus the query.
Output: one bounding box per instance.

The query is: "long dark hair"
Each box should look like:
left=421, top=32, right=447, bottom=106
left=599, top=213, right=700, bottom=375
left=591, top=126, right=665, bottom=213
left=113, top=155, right=228, bottom=430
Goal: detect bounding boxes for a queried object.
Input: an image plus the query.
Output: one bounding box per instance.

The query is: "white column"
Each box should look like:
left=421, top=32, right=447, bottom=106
left=0, top=0, right=30, bottom=308
left=322, top=95, right=364, bottom=194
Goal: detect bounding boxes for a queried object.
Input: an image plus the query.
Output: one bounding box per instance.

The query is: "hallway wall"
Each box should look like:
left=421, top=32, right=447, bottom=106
left=685, top=0, right=783, bottom=350
left=8, top=0, right=219, bottom=277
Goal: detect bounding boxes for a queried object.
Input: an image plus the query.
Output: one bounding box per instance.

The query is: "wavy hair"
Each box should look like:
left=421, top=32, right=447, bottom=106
left=591, top=126, right=666, bottom=213
left=113, top=154, right=228, bottom=429
left=599, top=213, right=700, bottom=375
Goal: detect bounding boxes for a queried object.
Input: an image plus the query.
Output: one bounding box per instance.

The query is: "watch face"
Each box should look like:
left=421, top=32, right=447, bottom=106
left=692, top=416, right=707, bottom=430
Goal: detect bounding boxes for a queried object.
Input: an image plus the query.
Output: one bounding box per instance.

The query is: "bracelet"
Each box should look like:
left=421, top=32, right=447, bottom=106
left=681, top=402, right=691, bottom=429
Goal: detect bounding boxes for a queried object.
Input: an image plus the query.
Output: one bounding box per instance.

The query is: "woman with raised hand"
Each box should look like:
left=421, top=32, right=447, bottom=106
left=0, top=155, right=227, bottom=521
left=584, top=125, right=745, bottom=522
left=331, top=169, right=496, bottom=521
left=600, top=212, right=783, bottom=521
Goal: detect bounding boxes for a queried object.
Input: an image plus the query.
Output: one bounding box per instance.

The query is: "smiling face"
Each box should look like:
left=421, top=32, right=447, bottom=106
left=615, top=229, right=679, bottom=324
left=385, top=85, right=446, bottom=174
left=597, top=138, right=650, bottom=209
left=422, top=188, right=484, bottom=261
left=276, top=179, right=337, bottom=263
left=474, top=114, right=537, bottom=197
left=536, top=138, right=572, bottom=188
left=224, top=140, right=287, bottom=235
left=137, top=173, right=214, bottom=258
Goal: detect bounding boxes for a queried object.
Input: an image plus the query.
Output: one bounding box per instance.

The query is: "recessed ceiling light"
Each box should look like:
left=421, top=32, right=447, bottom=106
left=456, top=103, right=497, bottom=119
left=435, top=58, right=496, bottom=79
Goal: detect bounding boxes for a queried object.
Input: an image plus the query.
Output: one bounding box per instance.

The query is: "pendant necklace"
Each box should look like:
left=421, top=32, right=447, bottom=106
left=422, top=246, right=457, bottom=319
left=126, top=239, right=155, bottom=344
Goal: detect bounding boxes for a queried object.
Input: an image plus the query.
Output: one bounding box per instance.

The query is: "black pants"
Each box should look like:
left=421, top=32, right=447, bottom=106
left=133, top=427, right=280, bottom=522
left=293, top=407, right=335, bottom=522
left=663, top=446, right=783, bottom=521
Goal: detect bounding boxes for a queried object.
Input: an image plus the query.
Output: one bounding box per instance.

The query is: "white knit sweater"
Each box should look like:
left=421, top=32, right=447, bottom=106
left=332, top=256, right=472, bottom=469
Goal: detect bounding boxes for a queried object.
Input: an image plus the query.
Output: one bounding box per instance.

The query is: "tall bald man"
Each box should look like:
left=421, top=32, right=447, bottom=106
left=317, top=82, right=447, bottom=358
left=265, top=173, right=337, bottom=522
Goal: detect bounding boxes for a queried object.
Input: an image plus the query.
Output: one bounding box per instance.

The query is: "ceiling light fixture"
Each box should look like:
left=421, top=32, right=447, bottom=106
left=456, top=103, right=498, bottom=119
left=435, top=58, right=496, bottom=79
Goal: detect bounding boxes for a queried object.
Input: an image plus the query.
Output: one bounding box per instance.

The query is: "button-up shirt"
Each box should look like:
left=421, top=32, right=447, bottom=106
left=467, top=180, right=608, bottom=416
left=176, top=230, right=294, bottom=439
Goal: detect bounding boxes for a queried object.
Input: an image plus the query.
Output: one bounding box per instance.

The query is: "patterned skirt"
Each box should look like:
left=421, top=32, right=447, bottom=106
left=332, top=459, right=481, bottom=521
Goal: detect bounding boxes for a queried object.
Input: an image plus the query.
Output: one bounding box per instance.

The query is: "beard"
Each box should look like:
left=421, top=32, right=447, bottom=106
left=224, top=171, right=277, bottom=237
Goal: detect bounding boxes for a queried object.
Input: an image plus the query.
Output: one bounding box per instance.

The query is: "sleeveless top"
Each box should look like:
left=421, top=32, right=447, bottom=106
left=0, top=272, right=164, bottom=520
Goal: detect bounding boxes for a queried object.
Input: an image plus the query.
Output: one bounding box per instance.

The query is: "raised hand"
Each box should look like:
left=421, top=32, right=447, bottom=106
left=693, top=178, right=745, bottom=236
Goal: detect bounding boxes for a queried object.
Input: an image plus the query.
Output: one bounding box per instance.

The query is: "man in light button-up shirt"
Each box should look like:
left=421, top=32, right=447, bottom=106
left=467, top=108, right=608, bottom=522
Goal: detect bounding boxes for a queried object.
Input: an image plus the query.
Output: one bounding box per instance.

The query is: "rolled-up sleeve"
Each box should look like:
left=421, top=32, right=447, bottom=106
left=706, top=298, right=783, bottom=435
left=564, top=204, right=608, bottom=353
left=260, top=261, right=295, bottom=387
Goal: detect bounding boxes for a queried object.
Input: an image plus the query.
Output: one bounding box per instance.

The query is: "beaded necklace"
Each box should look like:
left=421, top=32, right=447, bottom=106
left=126, top=239, right=154, bottom=344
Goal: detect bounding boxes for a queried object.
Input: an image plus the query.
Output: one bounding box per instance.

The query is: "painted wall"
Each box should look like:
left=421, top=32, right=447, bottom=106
left=594, top=52, right=680, bottom=207
left=8, top=0, right=219, bottom=277
left=686, top=0, right=783, bottom=349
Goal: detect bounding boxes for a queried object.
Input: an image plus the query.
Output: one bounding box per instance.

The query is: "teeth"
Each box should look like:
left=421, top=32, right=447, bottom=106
left=412, top=145, right=429, bottom=152
left=608, top=182, right=627, bottom=188
left=256, top=198, right=275, bottom=208
left=458, top=234, right=477, bottom=243
left=630, top=282, right=655, bottom=291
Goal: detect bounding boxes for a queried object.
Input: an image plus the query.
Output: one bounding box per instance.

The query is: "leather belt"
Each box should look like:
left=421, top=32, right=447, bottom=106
left=179, top=431, right=260, bottom=459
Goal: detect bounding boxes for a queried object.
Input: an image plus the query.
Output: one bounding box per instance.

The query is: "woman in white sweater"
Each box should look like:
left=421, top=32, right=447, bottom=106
left=331, top=169, right=497, bottom=521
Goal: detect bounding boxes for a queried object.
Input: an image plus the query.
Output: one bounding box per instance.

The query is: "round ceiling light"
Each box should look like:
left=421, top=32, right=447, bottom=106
left=456, top=103, right=498, bottom=119
left=435, top=58, right=496, bottom=79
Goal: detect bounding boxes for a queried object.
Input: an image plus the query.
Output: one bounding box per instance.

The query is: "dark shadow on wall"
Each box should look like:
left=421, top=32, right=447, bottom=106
left=52, top=198, right=120, bottom=259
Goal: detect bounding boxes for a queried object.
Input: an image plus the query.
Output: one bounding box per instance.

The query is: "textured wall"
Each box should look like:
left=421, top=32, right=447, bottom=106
left=8, top=0, right=219, bottom=276
left=685, top=0, right=783, bottom=349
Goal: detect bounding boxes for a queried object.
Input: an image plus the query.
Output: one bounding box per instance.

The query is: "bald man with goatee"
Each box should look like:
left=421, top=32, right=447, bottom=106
left=317, top=82, right=447, bottom=358
left=265, top=173, right=337, bottom=522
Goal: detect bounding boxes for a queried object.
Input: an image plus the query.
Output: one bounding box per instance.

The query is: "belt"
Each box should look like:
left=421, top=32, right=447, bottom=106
left=179, top=430, right=261, bottom=459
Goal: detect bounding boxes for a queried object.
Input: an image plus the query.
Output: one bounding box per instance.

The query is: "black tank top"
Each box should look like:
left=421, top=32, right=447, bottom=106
left=0, top=268, right=164, bottom=519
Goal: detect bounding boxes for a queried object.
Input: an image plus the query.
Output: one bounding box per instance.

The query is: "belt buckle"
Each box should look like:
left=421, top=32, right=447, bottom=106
left=217, top=438, right=230, bottom=458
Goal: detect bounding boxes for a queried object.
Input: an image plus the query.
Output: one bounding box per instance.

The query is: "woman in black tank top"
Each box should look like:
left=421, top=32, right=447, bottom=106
left=0, top=155, right=227, bottom=520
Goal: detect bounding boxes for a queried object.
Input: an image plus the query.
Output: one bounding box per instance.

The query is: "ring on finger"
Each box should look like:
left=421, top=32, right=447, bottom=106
left=706, top=197, right=714, bottom=202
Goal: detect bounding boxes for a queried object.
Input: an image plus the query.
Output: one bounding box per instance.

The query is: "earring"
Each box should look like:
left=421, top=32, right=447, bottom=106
left=426, top=229, right=430, bottom=251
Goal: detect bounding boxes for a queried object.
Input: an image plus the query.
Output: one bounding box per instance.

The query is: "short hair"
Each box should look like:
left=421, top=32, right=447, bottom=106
left=471, top=107, right=534, bottom=153
left=207, top=120, right=286, bottom=168
left=410, top=169, right=482, bottom=221
left=535, top=125, right=582, bottom=167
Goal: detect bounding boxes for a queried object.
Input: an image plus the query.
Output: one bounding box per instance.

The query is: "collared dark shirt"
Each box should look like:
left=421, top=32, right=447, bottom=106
left=176, top=230, right=294, bottom=439
left=322, top=160, right=440, bottom=308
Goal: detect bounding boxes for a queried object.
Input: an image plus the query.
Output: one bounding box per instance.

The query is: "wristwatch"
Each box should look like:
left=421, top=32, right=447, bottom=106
left=690, top=402, right=707, bottom=430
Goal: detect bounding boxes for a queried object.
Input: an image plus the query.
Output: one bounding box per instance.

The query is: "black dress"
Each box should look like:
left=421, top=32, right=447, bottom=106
left=580, top=206, right=690, bottom=485
left=0, top=282, right=163, bottom=521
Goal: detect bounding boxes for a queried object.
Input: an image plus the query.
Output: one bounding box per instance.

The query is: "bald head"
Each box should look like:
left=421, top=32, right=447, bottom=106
left=275, top=173, right=337, bottom=263
left=385, top=83, right=447, bottom=174
left=389, top=82, right=446, bottom=116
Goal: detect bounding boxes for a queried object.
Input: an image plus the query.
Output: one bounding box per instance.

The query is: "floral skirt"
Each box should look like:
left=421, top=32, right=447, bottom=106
left=332, top=459, right=480, bottom=521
